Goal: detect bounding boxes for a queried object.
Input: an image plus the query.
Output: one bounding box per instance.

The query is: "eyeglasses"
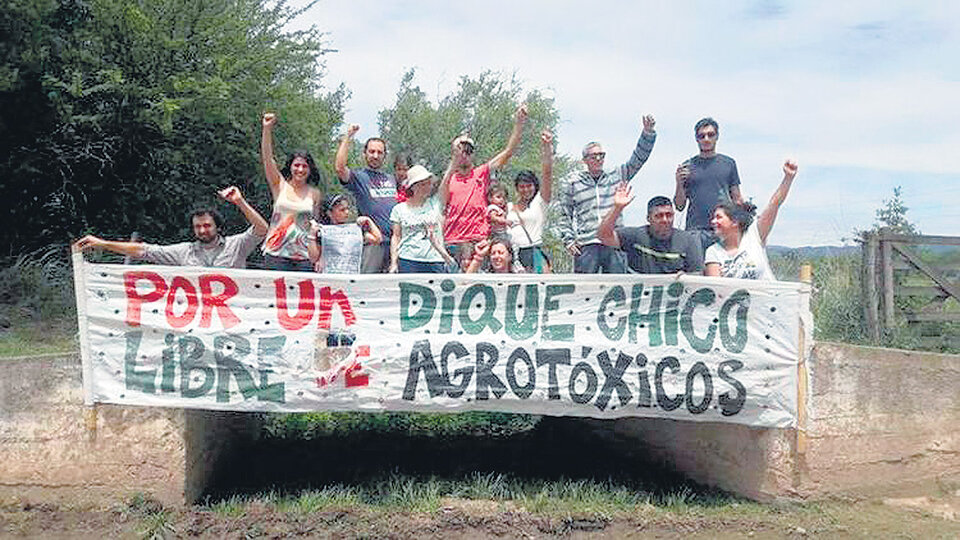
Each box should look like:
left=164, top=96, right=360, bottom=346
left=696, top=131, right=718, bottom=141
left=584, top=152, right=606, bottom=161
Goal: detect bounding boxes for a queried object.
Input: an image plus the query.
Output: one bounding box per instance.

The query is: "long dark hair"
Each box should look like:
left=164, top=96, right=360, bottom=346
left=280, top=150, right=321, bottom=185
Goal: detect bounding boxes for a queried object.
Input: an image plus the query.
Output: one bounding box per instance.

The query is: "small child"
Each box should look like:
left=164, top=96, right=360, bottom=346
left=308, top=194, right=382, bottom=273
left=486, top=182, right=513, bottom=239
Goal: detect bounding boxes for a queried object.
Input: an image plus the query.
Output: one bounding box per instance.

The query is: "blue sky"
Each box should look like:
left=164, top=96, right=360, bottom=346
left=293, top=0, right=960, bottom=247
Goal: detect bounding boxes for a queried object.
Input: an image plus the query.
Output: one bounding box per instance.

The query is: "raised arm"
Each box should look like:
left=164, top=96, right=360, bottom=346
left=439, top=136, right=464, bottom=206
left=357, top=216, right=382, bottom=245
left=335, top=124, right=359, bottom=183
left=465, top=239, right=490, bottom=273
left=260, top=113, right=284, bottom=199
left=756, top=160, right=799, bottom=245
left=598, top=182, right=633, bottom=248
left=218, top=186, right=268, bottom=237
left=487, top=104, right=528, bottom=170
left=620, top=114, right=657, bottom=181
left=540, top=129, right=554, bottom=202
left=74, top=235, right=146, bottom=258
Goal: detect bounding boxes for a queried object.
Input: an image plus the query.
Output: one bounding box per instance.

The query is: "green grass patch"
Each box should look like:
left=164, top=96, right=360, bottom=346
left=0, top=321, right=76, bottom=358
left=262, top=411, right=542, bottom=440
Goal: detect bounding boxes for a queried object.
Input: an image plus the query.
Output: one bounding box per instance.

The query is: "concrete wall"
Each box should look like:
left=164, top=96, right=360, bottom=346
left=2, top=342, right=957, bottom=504
left=0, top=355, right=259, bottom=507
left=582, top=342, right=960, bottom=500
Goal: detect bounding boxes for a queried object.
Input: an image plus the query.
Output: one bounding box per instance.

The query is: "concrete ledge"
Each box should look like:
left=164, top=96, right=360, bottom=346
left=2, top=342, right=957, bottom=504
left=0, top=355, right=258, bottom=507
left=578, top=342, right=960, bottom=500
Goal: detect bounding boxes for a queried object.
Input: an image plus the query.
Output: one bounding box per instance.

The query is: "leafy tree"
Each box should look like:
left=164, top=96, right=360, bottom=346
left=0, top=0, right=345, bottom=254
left=871, top=186, right=920, bottom=235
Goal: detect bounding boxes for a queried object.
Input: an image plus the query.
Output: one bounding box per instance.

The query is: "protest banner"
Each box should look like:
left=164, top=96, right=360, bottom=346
left=72, top=253, right=812, bottom=427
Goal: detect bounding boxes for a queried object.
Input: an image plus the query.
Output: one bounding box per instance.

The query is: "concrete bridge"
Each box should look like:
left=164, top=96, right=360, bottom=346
left=1, top=342, right=957, bottom=505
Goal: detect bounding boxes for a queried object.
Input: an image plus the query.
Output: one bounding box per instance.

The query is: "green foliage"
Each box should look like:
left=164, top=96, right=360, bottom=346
left=262, top=411, right=541, bottom=440
left=872, top=186, right=919, bottom=235
left=0, top=249, right=75, bottom=323
left=0, top=0, right=345, bottom=254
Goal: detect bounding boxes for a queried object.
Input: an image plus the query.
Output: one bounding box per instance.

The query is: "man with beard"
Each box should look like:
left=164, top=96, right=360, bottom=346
left=598, top=185, right=702, bottom=274
left=335, top=124, right=397, bottom=273
left=73, top=186, right=267, bottom=268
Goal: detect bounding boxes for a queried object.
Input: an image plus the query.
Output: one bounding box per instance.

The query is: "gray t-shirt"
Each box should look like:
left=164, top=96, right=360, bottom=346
left=617, top=226, right=703, bottom=274
left=140, top=228, right=262, bottom=268
left=683, top=154, right=740, bottom=230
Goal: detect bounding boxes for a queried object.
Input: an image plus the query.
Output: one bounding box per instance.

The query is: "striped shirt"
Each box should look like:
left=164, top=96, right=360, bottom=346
left=554, top=131, right=656, bottom=247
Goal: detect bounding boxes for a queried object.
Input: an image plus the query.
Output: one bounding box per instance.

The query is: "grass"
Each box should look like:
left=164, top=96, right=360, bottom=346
left=0, top=321, right=76, bottom=358
left=202, top=472, right=726, bottom=517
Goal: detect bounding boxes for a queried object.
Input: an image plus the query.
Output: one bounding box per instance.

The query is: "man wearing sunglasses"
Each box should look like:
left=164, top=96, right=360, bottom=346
left=555, top=114, right=657, bottom=273
left=673, top=117, right=743, bottom=250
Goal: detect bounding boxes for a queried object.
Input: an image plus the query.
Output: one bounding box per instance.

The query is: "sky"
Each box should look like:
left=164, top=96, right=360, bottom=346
left=291, top=0, right=960, bottom=247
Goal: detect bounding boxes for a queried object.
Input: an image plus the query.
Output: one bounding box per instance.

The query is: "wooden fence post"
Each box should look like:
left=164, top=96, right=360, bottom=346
left=863, top=233, right=880, bottom=341
left=880, top=234, right=895, bottom=331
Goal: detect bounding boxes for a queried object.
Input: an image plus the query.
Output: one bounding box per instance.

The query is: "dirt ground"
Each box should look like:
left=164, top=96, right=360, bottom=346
left=2, top=493, right=958, bottom=539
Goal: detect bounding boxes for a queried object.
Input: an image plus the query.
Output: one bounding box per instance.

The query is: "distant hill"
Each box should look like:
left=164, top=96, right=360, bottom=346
left=767, top=245, right=860, bottom=258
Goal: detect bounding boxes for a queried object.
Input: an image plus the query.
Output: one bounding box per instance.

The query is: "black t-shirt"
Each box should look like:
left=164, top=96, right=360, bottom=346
left=617, top=226, right=704, bottom=274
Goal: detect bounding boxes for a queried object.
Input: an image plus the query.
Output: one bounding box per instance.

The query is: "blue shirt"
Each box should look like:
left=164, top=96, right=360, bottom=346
left=343, top=168, right=397, bottom=239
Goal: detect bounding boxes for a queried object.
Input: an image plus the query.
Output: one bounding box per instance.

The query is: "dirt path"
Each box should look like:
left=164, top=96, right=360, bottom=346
left=3, top=495, right=958, bottom=539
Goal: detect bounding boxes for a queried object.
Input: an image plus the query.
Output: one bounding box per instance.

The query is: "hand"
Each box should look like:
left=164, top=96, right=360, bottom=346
left=474, top=239, right=491, bottom=258
left=566, top=242, right=581, bottom=257
left=783, top=159, right=799, bottom=179
left=642, top=114, right=656, bottom=134
left=515, top=103, right=529, bottom=124
left=540, top=129, right=553, bottom=146
left=389, top=263, right=398, bottom=273
left=217, top=185, right=243, bottom=205
left=613, top=182, right=634, bottom=209
left=356, top=216, right=373, bottom=230
left=74, top=235, right=103, bottom=252
left=308, top=219, right=320, bottom=236
left=676, top=162, right=691, bottom=186
left=346, top=124, right=360, bottom=138
left=262, top=112, right=276, bottom=128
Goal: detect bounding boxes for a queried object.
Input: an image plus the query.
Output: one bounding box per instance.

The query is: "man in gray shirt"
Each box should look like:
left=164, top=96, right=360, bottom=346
left=673, top=117, right=743, bottom=250
left=74, top=186, right=268, bottom=268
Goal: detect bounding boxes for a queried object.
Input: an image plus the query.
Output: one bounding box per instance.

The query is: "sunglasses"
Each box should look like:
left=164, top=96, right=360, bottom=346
left=460, top=142, right=475, bottom=154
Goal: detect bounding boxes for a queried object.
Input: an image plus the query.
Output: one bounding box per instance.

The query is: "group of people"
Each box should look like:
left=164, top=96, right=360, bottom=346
left=75, top=110, right=799, bottom=282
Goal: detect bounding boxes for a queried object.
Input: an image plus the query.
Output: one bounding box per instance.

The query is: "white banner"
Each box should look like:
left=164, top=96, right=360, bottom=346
left=73, top=253, right=812, bottom=427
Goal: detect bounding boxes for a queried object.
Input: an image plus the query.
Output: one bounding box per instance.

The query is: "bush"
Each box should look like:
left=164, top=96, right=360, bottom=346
left=0, top=246, right=75, bottom=325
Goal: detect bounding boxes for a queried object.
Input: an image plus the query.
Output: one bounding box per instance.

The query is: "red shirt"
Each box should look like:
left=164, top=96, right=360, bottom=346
left=443, top=163, right=491, bottom=243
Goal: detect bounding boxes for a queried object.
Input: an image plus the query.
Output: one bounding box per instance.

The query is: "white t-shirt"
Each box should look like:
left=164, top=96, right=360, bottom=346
left=316, top=223, right=363, bottom=274
left=390, top=196, right=445, bottom=262
left=507, top=193, right=547, bottom=248
left=704, top=222, right=775, bottom=280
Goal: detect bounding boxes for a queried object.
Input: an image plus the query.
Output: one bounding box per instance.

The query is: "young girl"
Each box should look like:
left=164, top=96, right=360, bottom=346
left=507, top=130, right=554, bottom=273
left=486, top=182, right=513, bottom=239
left=704, top=160, right=799, bottom=280
left=260, top=112, right=323, bottom=271
left=308, top=194, right=382, bottom=274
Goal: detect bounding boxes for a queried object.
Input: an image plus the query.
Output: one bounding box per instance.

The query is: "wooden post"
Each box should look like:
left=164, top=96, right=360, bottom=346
left=863, top=234, right=880, bottom=341
left=880, top=235, right=895, bottom=331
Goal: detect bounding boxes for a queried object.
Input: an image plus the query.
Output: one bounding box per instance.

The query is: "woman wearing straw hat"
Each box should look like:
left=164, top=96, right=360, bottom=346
left=389, top=165, right=455, bottom=273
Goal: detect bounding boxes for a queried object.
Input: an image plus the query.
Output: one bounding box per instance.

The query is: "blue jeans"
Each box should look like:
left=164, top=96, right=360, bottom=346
left=398, top=258, right=447, bottom=273
left=574, top=244, right=627, bottom=274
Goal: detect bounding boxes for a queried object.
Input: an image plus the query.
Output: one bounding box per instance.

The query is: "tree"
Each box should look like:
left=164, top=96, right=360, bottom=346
left=872, top=186, right=920, bottom=235
left=0, top=0, right=346, bottom=254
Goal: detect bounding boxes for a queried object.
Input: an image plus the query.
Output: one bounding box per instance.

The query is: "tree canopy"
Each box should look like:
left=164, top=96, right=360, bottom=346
left=0, top=0, right=345, bottom=254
